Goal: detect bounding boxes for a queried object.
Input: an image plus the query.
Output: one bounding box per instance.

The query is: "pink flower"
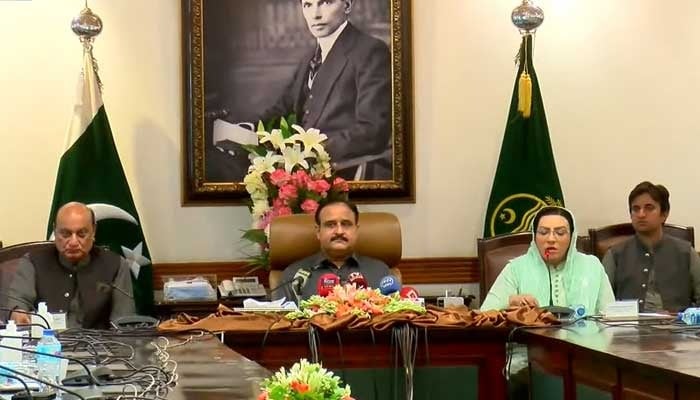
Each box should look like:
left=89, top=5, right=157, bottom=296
left=301, top=199, right=319, bottom=214
left=278, top=184, right=298, bottom=202
left=257, top=210, right=273, bottom=230
left=274, top=205, right=292, bottom=217
left=333, top=177, right=349, bottom=192
left=292, top=170, right=310, bottom=187
left=269, top=169, right=291, bottom=187
left=307, top=179, right=331, bottom=195
left=257, top=392, right=268, bottom=400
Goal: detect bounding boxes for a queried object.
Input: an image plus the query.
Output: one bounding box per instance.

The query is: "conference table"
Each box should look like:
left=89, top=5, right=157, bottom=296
left=225, top=326, right=510, bottom=400
left=518, top=319, right=700, bottom=400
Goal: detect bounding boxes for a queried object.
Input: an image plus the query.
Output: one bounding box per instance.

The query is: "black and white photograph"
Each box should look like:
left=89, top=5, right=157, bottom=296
left=182, top=0, right=414, bottom=204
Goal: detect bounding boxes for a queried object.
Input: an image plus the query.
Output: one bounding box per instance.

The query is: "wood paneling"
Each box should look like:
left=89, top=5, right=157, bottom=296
left=152, top=257, right=479, bottom=289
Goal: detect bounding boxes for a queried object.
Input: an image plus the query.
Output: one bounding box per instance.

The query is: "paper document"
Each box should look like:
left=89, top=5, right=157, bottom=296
left=213, top=119, right=258, bottom=147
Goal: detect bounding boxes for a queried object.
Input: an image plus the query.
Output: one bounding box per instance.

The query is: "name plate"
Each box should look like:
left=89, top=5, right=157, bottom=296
left=604, top=300, right=639, bottom=319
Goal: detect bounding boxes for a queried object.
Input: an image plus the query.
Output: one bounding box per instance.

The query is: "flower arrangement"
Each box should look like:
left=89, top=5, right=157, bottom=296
left=242, top=117, right=350, bottom=270
left=259, top=359, right=354, bottom=400
left=285, top=283, right=426, bottom=320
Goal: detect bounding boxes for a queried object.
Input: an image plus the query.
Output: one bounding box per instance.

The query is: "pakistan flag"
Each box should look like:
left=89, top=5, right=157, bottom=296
left=47, top=48, right=153, bottom=314
left=484, top=34, right=564, bottom=237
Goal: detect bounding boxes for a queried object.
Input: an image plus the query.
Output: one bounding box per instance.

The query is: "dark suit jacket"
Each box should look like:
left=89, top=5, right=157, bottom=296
left=261, top=23, right=392, bottom=180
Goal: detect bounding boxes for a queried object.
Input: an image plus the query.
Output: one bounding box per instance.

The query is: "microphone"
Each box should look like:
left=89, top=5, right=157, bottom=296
left=379, top=275, right=401, bottom=295
left=347, top=272, right=368, bottom=289
left=316, top=273, right=340, bottom=297
left=268, top=265, right=322, bottom=297
left=0, top=341, right=102, bottom=387
left=0, top=307, right=50, bottom=330
left=543, top=249, right=574, bottom=318
left=0, top=363, right=89, bottom=400
left=96, top=281, right=133, bottom=299
left=399, top=286, right=419, bottom=299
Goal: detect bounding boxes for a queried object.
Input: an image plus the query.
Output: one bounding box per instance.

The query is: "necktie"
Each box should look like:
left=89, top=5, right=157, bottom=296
left=308, top=45, right=322, bottom=88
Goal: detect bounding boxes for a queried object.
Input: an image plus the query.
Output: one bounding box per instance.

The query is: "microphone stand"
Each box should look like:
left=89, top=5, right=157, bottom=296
left=0, top=372, right=34, bottom=400
left=542, top=251, right=574, bottom=318
left=0, top=308, right=50, bottom=330
left=0, top=342, right=101, bottom=386
left=0, top=364, right=86, bottom=400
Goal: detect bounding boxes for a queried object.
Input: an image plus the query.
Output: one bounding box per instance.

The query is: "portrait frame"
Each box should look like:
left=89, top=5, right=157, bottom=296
left=181, top=0, right=414, bottom=205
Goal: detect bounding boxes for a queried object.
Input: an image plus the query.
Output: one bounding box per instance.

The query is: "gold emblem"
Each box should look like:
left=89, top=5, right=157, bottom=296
left=489, top=194, right=562, bottom=236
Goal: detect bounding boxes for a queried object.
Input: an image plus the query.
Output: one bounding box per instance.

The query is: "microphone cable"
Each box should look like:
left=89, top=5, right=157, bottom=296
left=0, top=372, right=33, bottom=400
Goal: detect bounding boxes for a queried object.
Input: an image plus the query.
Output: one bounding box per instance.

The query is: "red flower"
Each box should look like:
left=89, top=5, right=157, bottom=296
left=301, top=199, right=319, bottom=214
left=269, top=169, right=291, bottom=187
left=333, top=177, right=349, bottom=192
left=307, top=179, right=331, bottom=194
left=290, top=380, right=310, bottom=393
left=257, top=391, right=268, bottom=400
left=292, top=170, right=311, bottom=187
left=278, top=184, right=298, bottom=202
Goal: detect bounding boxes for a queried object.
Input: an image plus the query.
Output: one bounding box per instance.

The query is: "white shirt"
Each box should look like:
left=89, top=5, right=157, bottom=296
left=317, top=20, right=348, bottom=62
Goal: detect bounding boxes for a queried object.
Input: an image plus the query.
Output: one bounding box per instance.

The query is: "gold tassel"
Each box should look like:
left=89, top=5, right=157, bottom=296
left=518, top=71, right=532, bottom=118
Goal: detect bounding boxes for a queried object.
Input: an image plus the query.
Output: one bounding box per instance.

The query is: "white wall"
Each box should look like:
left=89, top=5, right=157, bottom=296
left=2, top=0, right=699, bottom=262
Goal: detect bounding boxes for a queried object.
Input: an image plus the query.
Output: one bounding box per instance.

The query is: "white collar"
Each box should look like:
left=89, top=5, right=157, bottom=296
left=317, top=21, right=348, bottom=62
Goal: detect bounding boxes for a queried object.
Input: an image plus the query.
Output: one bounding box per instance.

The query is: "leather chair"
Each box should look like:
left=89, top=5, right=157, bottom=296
left=0, top=241, right=54, bottom=310
left=588, top=223, right=695, bottom=260
left=477, top=233, right=593, bottom=303
left=267, top=212, right=402, bottom=291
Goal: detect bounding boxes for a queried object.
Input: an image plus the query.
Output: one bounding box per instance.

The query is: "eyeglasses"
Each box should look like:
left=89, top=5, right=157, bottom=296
left=536, top=227, right=570, bottom=238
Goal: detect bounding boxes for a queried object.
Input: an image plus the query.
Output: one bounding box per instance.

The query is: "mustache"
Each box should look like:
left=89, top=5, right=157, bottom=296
left=331, top=235, right=348, bottom=241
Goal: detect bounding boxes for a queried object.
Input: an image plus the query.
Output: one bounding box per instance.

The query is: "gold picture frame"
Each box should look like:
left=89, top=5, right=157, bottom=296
left=182, top=0, right=414, bottom=204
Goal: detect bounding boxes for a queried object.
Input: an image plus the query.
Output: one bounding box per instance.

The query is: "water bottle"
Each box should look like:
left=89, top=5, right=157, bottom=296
left=678, top=307, right=700, bottom=325
left=36, top=329, right=62, bottom=385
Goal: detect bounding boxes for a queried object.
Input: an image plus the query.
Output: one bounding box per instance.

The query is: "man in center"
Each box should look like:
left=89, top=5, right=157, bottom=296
left=276, top=200, right=391, bottom=302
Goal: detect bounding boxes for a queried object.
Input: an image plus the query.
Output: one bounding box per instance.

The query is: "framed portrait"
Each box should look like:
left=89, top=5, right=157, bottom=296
left=182, top=0, right=414, bottom=204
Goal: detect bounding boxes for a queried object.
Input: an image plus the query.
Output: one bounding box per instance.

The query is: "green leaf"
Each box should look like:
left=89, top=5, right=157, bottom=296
left=242, top=144, right=266, bottom=157
left=257, top=120, right=266, bottom=132
left=241, top=228, right=267, bottom=244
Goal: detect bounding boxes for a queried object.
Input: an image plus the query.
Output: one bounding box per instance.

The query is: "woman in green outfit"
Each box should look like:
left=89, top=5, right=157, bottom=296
left=481, top=206, right=614, bottom=315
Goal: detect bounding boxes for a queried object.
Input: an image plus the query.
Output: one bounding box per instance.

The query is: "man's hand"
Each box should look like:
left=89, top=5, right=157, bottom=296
left=508, top=294, right=540, bottom=308
left=9, top=310, right=31, bottom=325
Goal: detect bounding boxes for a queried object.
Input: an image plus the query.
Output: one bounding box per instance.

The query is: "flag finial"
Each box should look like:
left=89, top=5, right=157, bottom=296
left=512, top=1, right=543, bottom=119
left=511, top=0, right=544, bottom=34
left=71, top=5, right=103, bottom=43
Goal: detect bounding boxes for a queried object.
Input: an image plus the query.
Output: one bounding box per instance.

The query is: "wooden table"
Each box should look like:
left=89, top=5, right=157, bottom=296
left=518, top=319, right=700, bottom=400
left=225, top=326, right=510, bottom=400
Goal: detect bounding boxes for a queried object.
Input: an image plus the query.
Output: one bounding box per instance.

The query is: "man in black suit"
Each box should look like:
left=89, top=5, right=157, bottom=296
left=262, top=0, right=392, bottom=180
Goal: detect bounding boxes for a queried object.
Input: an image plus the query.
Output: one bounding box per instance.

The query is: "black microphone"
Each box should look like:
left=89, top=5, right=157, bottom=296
left=0, top=372, right=36, bottom=399
left=0, top=363, right=88, bottom=400
left=0, top=307, right=50, bottom=330
left=268, top=265, right=322, bottom=297
left=0, top=342, right=102, bottom=386
left=542, top=250, right=573, bottom=318
left=96, top=282, right=133, bottom=299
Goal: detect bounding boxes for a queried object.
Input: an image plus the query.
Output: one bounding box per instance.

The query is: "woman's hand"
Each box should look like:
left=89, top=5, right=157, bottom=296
left=508, top=294, right=539, bottom=307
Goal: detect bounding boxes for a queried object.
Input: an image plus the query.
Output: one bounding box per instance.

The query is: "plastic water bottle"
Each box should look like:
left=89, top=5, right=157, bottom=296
left=36, top=329, right=62, bottom=385
left=678, top=307, right=700, bottom=325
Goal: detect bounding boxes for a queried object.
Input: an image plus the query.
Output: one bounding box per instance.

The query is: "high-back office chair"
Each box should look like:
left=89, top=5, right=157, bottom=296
left=477, top=232, right=593, bottom=303
left=0, top=241, right=54, bottom=309
left=267, top=212, right=403, bottom=291
left=588, top=223, right=695, bottom=260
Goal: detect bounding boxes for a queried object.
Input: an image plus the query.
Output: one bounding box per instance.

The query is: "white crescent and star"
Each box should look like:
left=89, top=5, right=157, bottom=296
left=50, top=202, right=150, bottom=278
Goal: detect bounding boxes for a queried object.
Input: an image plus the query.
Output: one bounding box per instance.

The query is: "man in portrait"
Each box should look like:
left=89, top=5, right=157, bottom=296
left=210, top=0, right=392, bottom=181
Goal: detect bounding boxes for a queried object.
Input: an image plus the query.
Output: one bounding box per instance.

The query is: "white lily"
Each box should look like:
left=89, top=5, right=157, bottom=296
left=251, top=151, right=282, bottom=174
left=280, top=144, right=309, bottom=173
left=258, top=129, right=292, bottom=150
left=289, top=124, right=328, bottom=156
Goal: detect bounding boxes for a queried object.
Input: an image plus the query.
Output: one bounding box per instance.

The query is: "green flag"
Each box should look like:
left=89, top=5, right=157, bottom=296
left=47, top=48, right=153, bottom=314
left=483, top=35, right=564, bottom=237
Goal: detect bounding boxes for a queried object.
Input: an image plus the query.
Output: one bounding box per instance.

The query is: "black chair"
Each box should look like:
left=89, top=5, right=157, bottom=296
left=0, top=241, right=54, bottom=310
